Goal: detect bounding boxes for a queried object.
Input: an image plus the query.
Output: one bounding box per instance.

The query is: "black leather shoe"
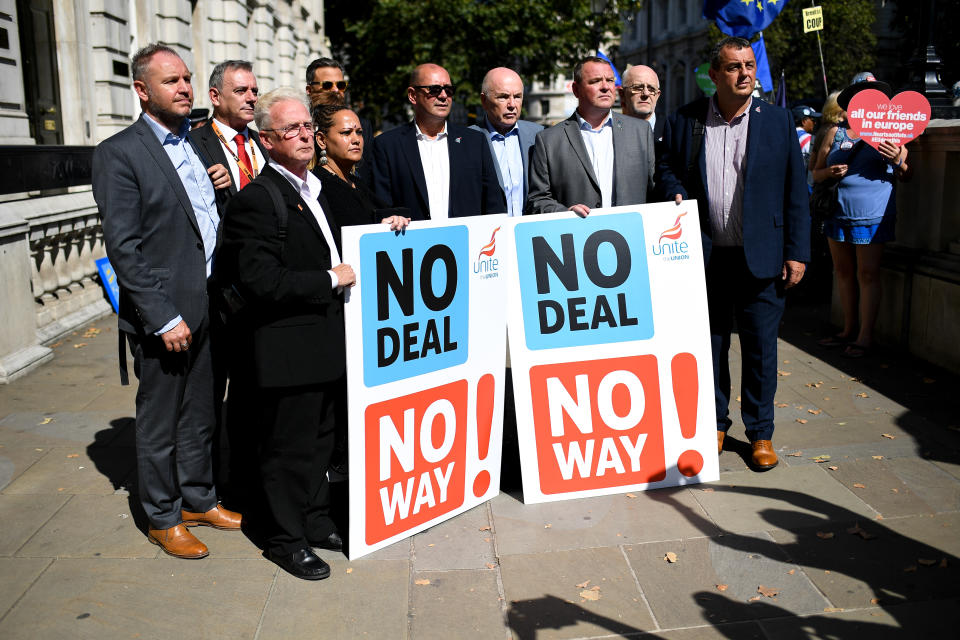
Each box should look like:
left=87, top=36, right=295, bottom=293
left=267, top=547, right=330, bottom=580
left=308, top=531, right=343, bottom=551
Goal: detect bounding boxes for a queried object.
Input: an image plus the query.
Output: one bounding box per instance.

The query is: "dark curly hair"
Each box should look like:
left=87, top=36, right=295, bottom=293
left=311, top=103, right=353, bottom=136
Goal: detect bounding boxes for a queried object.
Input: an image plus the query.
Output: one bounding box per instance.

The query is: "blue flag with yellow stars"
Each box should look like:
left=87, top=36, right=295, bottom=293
left=703, top=0, right=789, bottom=39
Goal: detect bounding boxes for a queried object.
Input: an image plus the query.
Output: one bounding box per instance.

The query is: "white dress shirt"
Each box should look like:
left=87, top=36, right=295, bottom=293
left=270, top=161, right=342, bottom=288
left=211, top=118, right=261, bottom=187
left=415, top=121, right=450, bottom=219
left=575, top=111, right=615, bottom=208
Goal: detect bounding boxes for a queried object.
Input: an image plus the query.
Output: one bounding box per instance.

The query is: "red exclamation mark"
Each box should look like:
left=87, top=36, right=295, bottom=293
left=472, top=373, right=495, bottom=497
left=672, top=353, right=703, bottom=477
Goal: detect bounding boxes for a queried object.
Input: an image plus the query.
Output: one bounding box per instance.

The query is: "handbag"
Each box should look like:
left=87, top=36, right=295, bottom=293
left=810, top=134, right=865, bottom=225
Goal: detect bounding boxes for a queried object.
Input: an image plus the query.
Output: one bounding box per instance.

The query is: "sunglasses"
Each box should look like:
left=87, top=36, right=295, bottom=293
left=413, top=84, right=455, bottom=98
left=309, top=80, right=348, bottom=91
left=624, top=84, right=660, bottom=96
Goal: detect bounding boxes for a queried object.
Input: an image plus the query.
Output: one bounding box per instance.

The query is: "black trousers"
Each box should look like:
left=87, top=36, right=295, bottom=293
left=258, top=378, right=343, bottom=555
left=127, top=318, right=218, bottom=529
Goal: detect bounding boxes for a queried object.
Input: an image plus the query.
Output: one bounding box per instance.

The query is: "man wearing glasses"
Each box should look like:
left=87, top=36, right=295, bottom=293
left=527, top=56, right=655, bottom=217
left=619, top=64, right=664, bottom=145
left=305, top=57, right=374, bottom=184
left=372, top=63, right=505, bottom=220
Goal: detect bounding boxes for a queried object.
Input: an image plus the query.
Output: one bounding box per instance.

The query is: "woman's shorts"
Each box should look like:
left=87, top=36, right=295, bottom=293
left=823, top=215, right=895, bottom=245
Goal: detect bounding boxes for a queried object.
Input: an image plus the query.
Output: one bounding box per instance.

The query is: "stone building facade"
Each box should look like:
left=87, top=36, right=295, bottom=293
left=0, top=0, right=329, bottom=382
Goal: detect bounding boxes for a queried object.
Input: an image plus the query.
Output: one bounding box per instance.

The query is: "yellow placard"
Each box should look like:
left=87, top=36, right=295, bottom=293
left=803, top=6, right=823, bottom=33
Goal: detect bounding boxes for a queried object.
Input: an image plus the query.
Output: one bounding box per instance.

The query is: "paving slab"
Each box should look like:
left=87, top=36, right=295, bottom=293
left=776, top=426, right=920, bottom=462
left=2, top=446, right=133, bottom=495
left=0, top=411, right=132, bottom=446
left=881, top=511, right=960, bottom=558
left=183, top=525, right=263, bottom=559
left=623, top=533, right=828, bottom=629
left=825, top=458, right=935, bottom=518
left=769, top=515, right=960, bottom=610
left=0, top=493, right=70, bottom=556
left=0, top=557, right=52, bottom=617
left=409, top=569, right=507, bottom=639
left=500, top=547, right=656, bottom=639
left=258, top=556, right=408, bottom=640
left=0, top=446, right=47, bottom=491
left=491, top=488, right=719, bottom=557
left=758, top=597, right=960, bottom=638
left=16, top=495, right=157, bottom=559
left=632, top=621, right=765, bottom=639
left=412, top=501, right=496, bottom=571
left=884, top=456, right=960, bottom=513
left=0, top=558, right=275, bottom=640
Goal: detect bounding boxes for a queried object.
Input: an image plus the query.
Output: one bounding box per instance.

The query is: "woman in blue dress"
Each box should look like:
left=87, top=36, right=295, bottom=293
left=811, top=74, right=913, bottom=358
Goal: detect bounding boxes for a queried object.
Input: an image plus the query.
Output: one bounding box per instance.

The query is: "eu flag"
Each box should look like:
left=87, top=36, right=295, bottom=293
left=703, top=0, right=789, bottom=39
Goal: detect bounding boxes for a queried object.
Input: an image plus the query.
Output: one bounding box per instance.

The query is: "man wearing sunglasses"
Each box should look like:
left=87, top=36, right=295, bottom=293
left=305, top=57, right=374, bottom=185
left=619, top=64, right=664, bottom=145
left=527, top=56, right=655, bottom=217
left=372, top=63, right=505, bottom=220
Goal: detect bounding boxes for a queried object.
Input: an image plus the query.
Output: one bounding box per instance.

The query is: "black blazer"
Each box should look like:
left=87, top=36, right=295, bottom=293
left=220, top=165, right=345, bottom=388
left=314, top=167, right=383, bottom=229
left=655, top=97, right=810, bottom=279
left=371, top=121, right=505, bottom=220
left=93, top=115, right=219, bottom=336
left=188, top=119, right=268, bottom=210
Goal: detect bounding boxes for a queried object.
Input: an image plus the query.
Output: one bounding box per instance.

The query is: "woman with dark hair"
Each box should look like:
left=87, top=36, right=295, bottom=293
left=810, top=73, right=913, bottom=358
left=311, top=103, right=408, bottom=229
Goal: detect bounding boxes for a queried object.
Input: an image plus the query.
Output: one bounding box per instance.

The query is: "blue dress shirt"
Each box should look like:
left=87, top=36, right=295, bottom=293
left=485, top=122, right=524, bottom=217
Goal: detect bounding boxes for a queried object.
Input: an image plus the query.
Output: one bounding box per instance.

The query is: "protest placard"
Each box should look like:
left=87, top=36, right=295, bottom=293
left=847, top=90, right=931, bottom=149
left=342, top=215, right=508, bottom=559
left=503, top=204, right=718, bottom=503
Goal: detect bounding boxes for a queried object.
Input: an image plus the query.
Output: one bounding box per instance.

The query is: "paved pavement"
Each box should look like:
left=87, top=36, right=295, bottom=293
left=1, top=301, right=959, bottom=639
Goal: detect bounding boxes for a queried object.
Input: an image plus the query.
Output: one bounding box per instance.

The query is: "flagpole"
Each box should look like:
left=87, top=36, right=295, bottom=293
left=811, top=0, right=829, bottom=96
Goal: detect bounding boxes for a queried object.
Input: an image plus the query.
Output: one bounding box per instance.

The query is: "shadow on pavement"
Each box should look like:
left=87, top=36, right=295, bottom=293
left=505, top=594, right=658, bottom=640
left=86, top=417, right=148, bottom=533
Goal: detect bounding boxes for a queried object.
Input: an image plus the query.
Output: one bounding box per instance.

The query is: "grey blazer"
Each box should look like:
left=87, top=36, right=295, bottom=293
left=468, top=115, right=543, bottom=204
left=93, top=115, right=215, bottom=336
left=526, top=111, right=655, bottom=214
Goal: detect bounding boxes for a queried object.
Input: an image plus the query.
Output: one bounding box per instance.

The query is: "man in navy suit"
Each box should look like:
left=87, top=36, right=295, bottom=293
left=469, top=67, right=543, bottom=216
left=656, top=37, right=810, bottom=471
left=372, top=63, right=505, bottom=219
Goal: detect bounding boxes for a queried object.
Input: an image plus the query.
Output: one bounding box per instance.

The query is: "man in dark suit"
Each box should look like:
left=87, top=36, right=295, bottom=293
left=468, top=67, right=543, bottom=217
left=305, top=57, right=374, bottom=186
left=219, top=87, right=354, bottom=580
left=372, top=63, right=505, bottom=220
left=526, top=56, right=655, bottom=217
left=656, top=37, right=810, bottom=471
left=188, top=59, right=268, bottom=512
left=189, top=60, right=268, bottom=209
left=620, top=64, right=665, bottom=145
left=93, top=43, right=241, bottom=559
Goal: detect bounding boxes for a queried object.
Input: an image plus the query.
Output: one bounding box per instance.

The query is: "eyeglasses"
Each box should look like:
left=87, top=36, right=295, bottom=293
left=308, top=80, right=348, bottom=91
left=624, top=83, right=661, bottom=96
left=262, top=121, right=317, bottom=139
left=413, top=84, right=456, bottom=98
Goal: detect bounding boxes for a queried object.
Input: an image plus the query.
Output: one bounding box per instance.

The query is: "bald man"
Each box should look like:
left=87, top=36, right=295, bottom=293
left=620, top=65, right=664, bottom=144
left=371, top=63, right=504, bottom=220
left=468, top=68, right=543, bottom=216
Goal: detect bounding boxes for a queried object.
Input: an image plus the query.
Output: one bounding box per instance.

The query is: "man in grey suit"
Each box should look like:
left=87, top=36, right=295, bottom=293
left=93, top=44, right=241, bottom=560
left=469, top=67, right=543, bottom=216
left=526, top=56, right=655, bottom=217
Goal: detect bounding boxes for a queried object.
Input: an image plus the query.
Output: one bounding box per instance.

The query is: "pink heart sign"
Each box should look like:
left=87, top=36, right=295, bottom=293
left=846, top=90, right=931, bottom=149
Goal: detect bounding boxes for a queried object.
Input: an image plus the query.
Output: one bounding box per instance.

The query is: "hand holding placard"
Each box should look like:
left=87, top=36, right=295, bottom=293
left=846, top=90, right=931, bottom=150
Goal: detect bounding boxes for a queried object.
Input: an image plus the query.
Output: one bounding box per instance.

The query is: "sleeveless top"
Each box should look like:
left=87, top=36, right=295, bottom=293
left=826, top=126, right=895, bottom=226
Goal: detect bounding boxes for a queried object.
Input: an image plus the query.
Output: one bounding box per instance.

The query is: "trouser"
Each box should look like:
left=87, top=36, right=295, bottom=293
left=258, top=378, right=343, bottom=555
left=706, top=248, right=786, bottom=441
left=127, top=318, right=218, bottom=530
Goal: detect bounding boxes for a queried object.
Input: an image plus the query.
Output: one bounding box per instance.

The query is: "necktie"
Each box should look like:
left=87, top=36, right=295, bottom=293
left=234, top=133, right=251, bottom=189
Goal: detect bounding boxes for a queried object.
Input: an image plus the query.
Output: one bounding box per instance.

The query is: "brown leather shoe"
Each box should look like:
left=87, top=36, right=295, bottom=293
left=717, top=431, right=725, bottom=455
left=750, top=440, right=779, bottom=471
left=148, top=524, right=209, bottom=559
left=181, top=504, right=242, bottom=530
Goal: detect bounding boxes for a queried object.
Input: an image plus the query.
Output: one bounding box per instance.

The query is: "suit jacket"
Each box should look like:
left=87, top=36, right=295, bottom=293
left=468, top=115, right=543, bottom=206
left=188, top=119, right=268, bottom=210
left=220, top=164, right=344, bottom=388
left=371, top=121, right=506, bottom=220
left=655, top=97, right=811, bottom=279
left=526, top=111, right=655, bottom=214
left=93, top=114, right=217, bottom=337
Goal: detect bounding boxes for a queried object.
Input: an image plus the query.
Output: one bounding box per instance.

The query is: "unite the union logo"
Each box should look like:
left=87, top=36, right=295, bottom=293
left=473, top=226, right=501, bottom=279
left=652, top=212, right=691, bottom=261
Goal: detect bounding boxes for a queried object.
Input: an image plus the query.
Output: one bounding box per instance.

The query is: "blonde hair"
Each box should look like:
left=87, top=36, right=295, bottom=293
left=820, top=91, right=844, bottom=125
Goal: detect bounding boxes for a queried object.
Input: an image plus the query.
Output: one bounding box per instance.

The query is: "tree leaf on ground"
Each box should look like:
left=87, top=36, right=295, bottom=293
left=749, top=595, right=763, bottom=601
left=846, top=524, right=877, bottom=540
left=796, top=418, right=808, bottom=424
left=787, top=569, right=796, bottom=575
left=701, top=487, right=715, bottom=492
left=543, top=524, right=551, bottom=529
left=66, top=453, right=79, bottom=458
left=664, top=552, right=678, bottom=563
left=716, top=584, right=728, bottom=591
left=856, top=392, right=869, bottom=398
left=805, top=381, right=824, bottom=388
left=881, top=433, right=896, bottom=439
left=810, top=455, right=831, bottom=462
left=823, top=607, right=844, bottom=612
left=787, top=451, right=802, bottom=457
left=580, top=589, right=600, bottom=601
left=918, top=558, right=937, bottom=566
left=486, top=563, right=497, bottom=570
left=38, top=417, right=53, bottom=425
left=870, top=598, right=880, bottom=604
left=757, top=585, right=779, bottom=597
left=853, top=483, right=866, bottom=489
left=346, top=568, right=353, bottom=574
left=828, top=465, right=839, bottom=470
left=776, top=403, right=789, bottom=408
left=625, top=493, right=637, bottom=498
left=414, top=579, right=431, bottom=585
left=576, top=580, right=590, bottom=588
left=872, top=455, right=884, bottom=460
left=808, top=409, right=822, bottom=415
left=777, top=370, right=791, bottom=376
left=816, top=531, right=835, bottom=539
left=73, top=343, right=87, bottom=349
left=479, top=526, right=491, bottom=531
